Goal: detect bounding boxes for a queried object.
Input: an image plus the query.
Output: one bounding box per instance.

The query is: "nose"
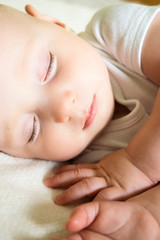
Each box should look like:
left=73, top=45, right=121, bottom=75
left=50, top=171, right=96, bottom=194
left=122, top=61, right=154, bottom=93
left=51, top=90, right=76, bottom=123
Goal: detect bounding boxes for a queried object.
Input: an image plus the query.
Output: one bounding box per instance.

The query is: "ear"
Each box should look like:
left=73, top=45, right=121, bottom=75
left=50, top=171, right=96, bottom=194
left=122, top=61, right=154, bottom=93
left=25, top=5, right=67, bottom=28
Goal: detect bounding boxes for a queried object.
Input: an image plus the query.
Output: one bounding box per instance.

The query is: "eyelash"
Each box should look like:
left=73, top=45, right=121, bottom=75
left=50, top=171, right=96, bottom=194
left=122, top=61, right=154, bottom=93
left=42, top=52, right=57, bottom=84
left=28, top=52, right=57, bottom=143
left=28, top=115, right=40, bottom=143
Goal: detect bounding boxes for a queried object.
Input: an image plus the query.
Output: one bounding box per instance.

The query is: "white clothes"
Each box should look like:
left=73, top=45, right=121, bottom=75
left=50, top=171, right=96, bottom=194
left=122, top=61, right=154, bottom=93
left=75, top=2, right=160, bottom=163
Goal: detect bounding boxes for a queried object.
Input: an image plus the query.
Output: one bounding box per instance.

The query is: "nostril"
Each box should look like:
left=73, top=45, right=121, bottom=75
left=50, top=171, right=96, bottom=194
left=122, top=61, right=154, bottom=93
left=54, top=90, right=76, bottom=124
left=65, top=90, right=76, bottom=104
left=55, top=115, right=70, bottom=123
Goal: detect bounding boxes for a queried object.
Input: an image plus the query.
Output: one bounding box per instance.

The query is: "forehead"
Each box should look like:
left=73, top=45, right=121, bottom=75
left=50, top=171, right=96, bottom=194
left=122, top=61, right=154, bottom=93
left=0, top=5, right=50, bottom=80
left=0, top=5, right=38, bottom=41
left=0, top=6, right=42, bottom=144
left=0, top=6, right=32, bottom=63
left=0, top=4, right=58, bottom=57
left=0, top=7, right=32, bottom=92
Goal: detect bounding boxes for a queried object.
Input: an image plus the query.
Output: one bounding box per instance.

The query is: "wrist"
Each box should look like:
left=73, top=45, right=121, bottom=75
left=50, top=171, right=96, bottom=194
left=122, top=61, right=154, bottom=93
left=126, top=90, right=160, bottom=183
left=128, top=184, right=160, bottom=224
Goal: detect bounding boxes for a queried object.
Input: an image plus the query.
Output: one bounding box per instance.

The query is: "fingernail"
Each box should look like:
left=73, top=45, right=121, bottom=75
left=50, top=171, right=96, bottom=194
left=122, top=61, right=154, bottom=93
left=55, top=194, right=61, bottom=202
left=54, top=194, right=63, bottom=204
left=43, top=178, right=52, bottom=187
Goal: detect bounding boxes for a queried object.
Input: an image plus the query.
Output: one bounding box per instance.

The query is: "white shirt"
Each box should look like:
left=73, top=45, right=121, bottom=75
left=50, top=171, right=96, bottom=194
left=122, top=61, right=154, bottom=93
left=74, top=3, right=160, bottom=163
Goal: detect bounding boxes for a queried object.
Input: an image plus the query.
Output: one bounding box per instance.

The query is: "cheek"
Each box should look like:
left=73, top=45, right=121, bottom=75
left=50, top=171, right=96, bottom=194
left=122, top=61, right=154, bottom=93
left=40, top=125, right=86, bottom=161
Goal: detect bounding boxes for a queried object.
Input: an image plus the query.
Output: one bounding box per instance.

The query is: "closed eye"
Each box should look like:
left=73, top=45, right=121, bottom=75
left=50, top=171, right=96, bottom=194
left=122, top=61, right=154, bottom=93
left=42, top=52, right=57, bottom=84
left=28, top=114, right=40, bottom=143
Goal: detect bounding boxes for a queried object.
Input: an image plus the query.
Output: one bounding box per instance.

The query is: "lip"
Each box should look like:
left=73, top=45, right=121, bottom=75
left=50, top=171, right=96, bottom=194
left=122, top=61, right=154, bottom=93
left=83, top=95, right=97, bottom=130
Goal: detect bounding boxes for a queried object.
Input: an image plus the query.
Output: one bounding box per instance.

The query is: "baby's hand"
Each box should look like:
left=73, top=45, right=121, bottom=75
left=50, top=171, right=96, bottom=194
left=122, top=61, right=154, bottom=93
left=50, top=200, right=160, bottom=240
left=44, top=149, right=155, bottom=205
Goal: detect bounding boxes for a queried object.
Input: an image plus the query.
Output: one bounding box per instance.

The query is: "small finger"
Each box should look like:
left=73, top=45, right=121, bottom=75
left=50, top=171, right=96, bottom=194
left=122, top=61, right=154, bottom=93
left=25, top=5, right=40, bottom=17
left=44, top=168, right=96, bottom=188
left=55, top=177, right=107, bottom=205
left=53, top=163, right=97, bottom=174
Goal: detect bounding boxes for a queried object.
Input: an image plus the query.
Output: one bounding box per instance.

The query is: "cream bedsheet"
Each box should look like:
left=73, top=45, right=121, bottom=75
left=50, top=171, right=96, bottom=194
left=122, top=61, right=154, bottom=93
left=0, top=0, right=120, bottom=239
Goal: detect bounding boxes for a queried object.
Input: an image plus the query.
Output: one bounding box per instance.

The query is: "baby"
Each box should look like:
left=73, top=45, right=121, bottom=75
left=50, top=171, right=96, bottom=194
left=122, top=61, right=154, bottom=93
left=0, top=2, right=160, bottom=239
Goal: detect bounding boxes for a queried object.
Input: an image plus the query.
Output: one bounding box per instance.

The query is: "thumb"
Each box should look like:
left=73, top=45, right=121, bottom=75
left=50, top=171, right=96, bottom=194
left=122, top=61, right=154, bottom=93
left=66, top=201, right=99, bottom=232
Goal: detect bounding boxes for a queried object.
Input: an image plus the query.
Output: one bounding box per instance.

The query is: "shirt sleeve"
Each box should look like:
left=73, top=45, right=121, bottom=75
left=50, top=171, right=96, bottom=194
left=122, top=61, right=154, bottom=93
left=79, top=3, right=160, bottom=76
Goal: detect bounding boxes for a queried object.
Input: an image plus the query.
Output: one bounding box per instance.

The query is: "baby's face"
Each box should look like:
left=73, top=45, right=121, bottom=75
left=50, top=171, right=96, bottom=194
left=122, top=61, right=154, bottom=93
left=0, top=5, right=114, bottom=161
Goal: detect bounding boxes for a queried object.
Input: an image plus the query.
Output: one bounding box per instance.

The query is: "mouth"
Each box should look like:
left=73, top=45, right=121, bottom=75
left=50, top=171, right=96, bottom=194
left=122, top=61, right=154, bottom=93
left=83, top=95, right=97, bottom=130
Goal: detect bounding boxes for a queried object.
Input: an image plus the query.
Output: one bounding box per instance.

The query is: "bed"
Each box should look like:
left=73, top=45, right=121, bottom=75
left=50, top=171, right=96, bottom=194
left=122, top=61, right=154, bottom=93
left=0, top=0, right=159, bottom=239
